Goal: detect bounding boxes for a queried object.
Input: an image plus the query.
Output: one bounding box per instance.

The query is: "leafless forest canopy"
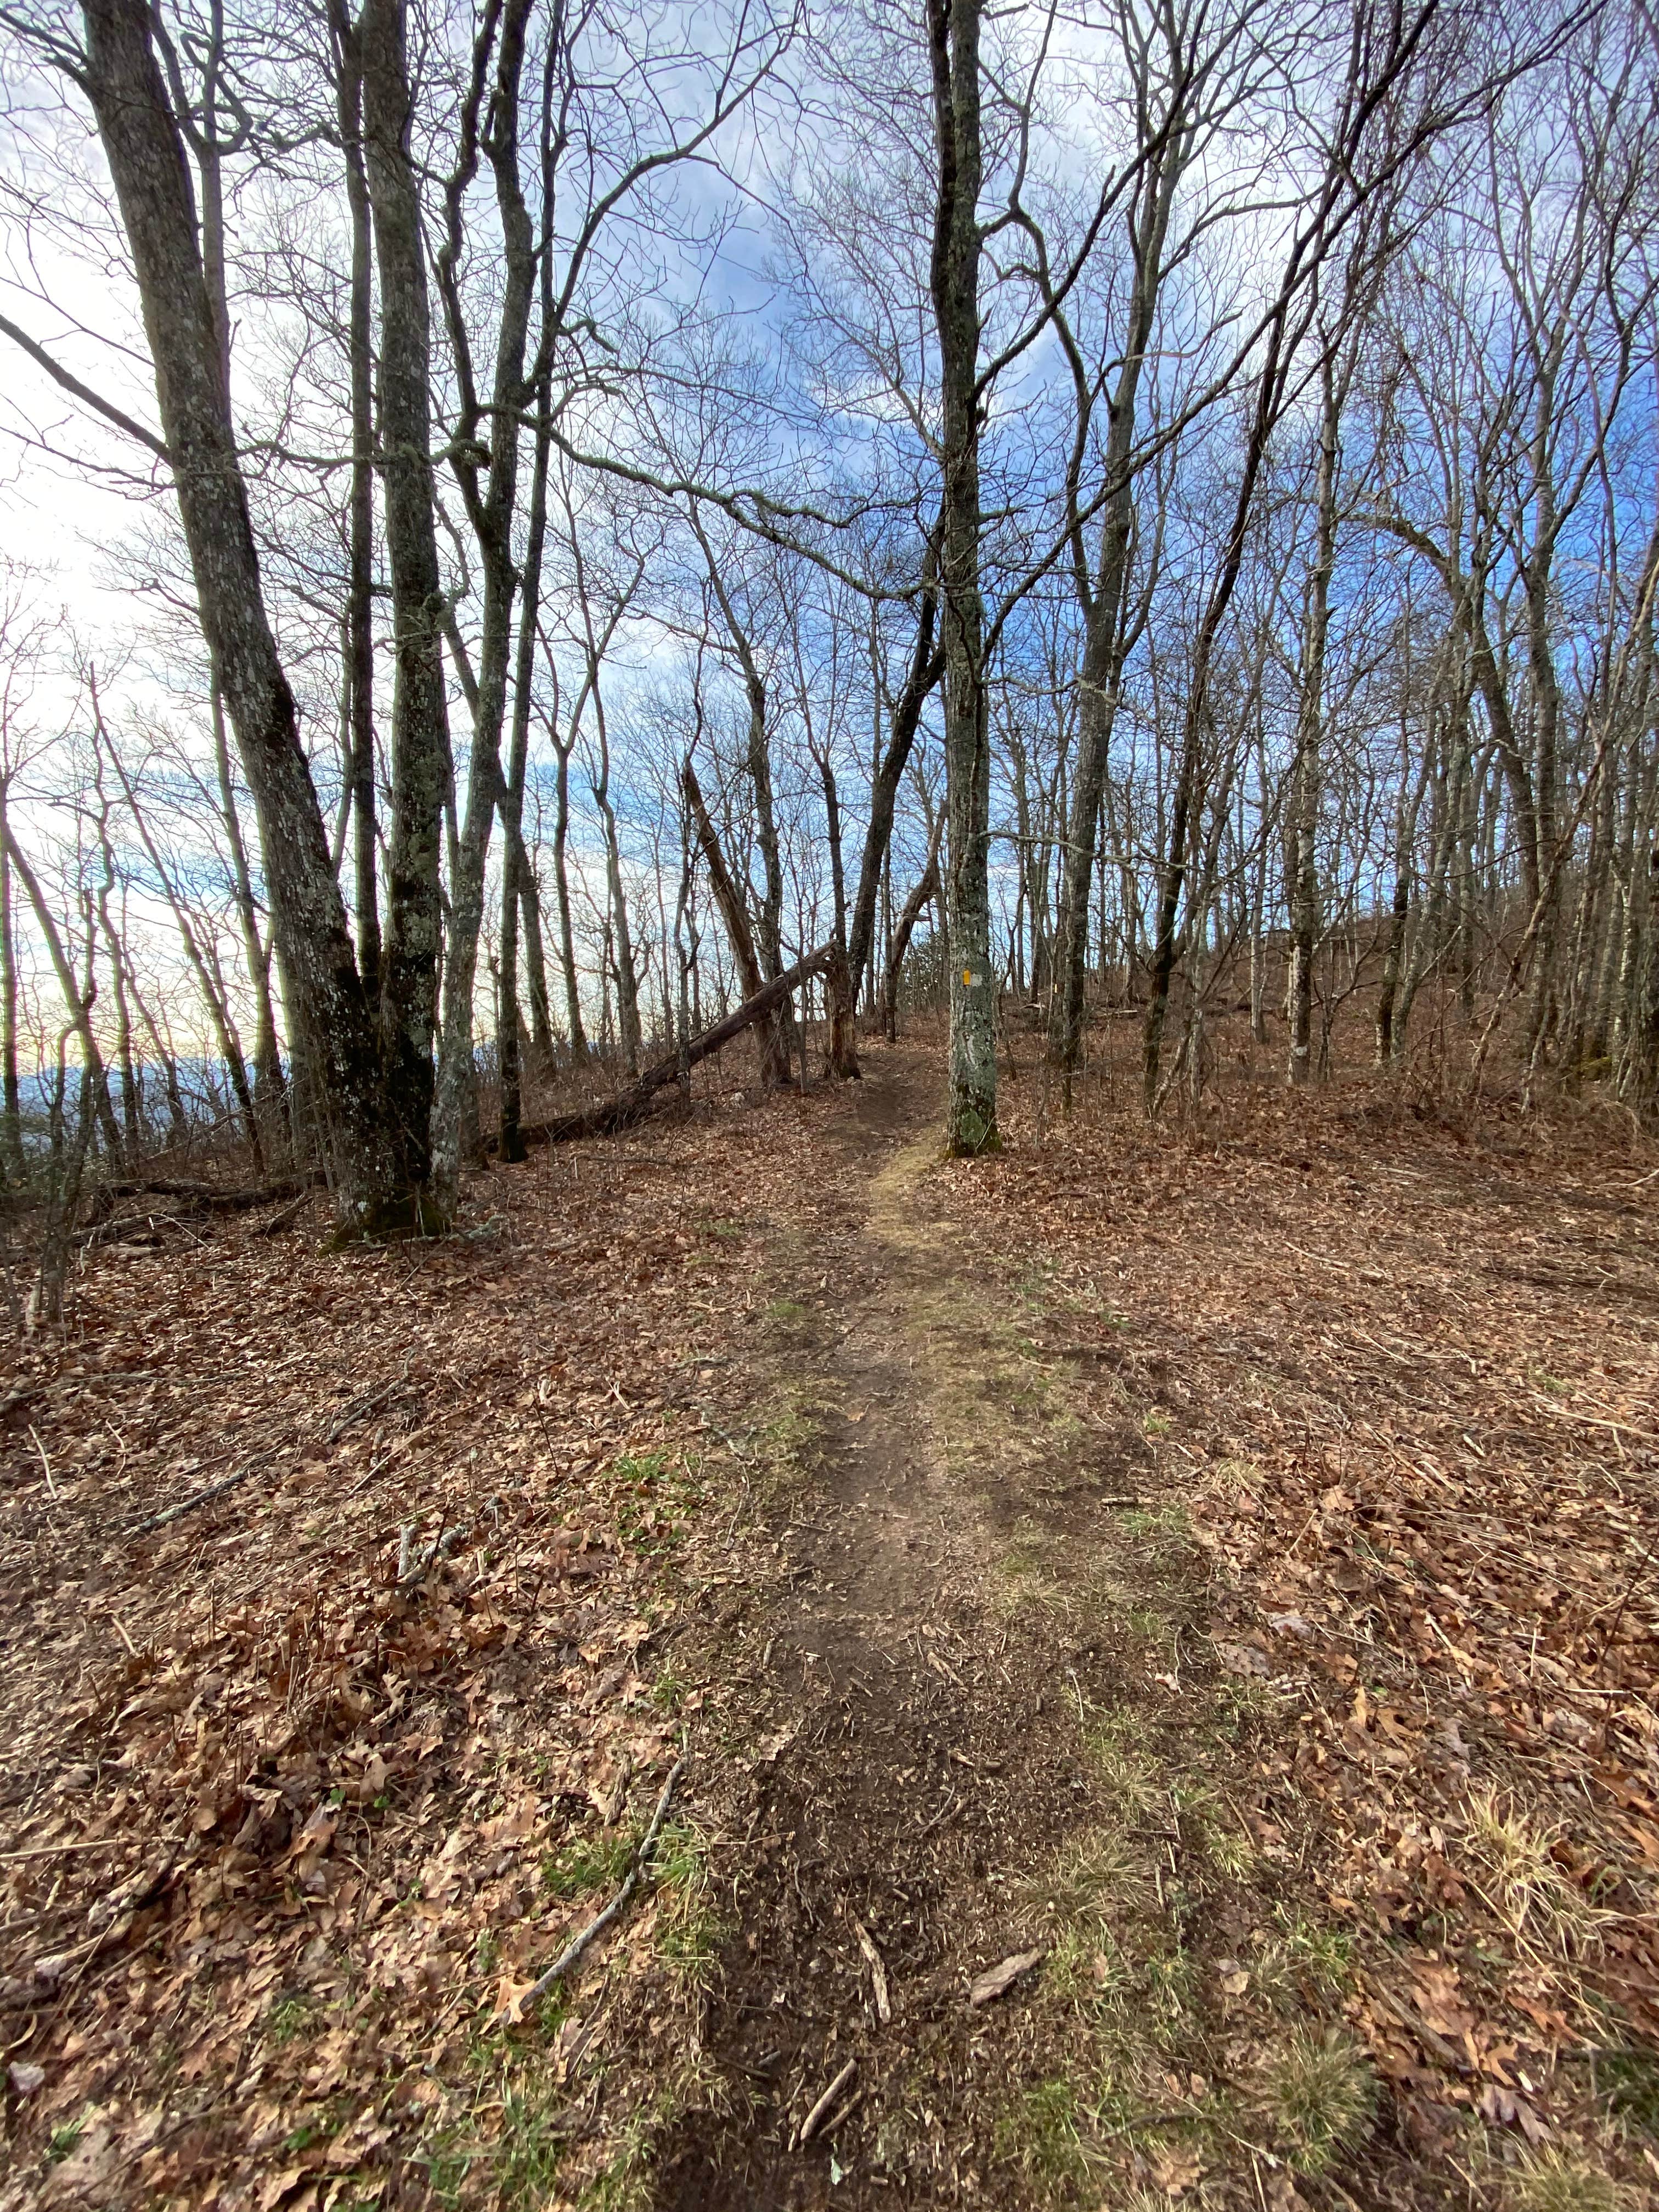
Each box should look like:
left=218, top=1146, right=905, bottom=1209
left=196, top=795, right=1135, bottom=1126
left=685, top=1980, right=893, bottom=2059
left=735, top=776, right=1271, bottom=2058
left=0, top=0, right=1652, bottom=1255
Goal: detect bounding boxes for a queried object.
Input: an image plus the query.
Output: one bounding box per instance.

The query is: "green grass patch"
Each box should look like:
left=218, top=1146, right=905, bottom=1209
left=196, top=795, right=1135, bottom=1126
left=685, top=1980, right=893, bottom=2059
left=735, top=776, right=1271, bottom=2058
left=651, top=1821, right=724, bottom=1993
left=1506, top=2147, right=1630, bottom=2212
left=695, top=1215, right=745, bottom=1244
left=1256, top=1910, right=1353, bottom=2005
left=1599, top=2044, right=1659, bottom=2137
left=264, top=1994, right=315, bottom=2044
left=47, top=2118, right=86, bottom=2165
left=993, top=2075, right=1091, bottom=2185
left=497, top=2076, right=568, bottom=2203
left=1257, top=2027, right=1375, bottom=2176
left=541, top=1830, right=635, bottom=1901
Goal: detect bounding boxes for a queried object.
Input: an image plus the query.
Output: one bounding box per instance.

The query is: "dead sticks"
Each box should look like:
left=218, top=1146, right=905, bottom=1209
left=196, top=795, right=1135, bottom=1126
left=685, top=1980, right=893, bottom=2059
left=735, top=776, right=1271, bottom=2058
left=503, top=1754, right=687, bottom=2019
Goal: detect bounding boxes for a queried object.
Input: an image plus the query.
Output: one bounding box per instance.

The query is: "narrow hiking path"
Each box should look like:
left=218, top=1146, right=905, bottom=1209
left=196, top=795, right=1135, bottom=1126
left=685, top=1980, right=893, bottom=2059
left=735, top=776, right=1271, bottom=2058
left=656, top=1051, right=1237, bottom=2208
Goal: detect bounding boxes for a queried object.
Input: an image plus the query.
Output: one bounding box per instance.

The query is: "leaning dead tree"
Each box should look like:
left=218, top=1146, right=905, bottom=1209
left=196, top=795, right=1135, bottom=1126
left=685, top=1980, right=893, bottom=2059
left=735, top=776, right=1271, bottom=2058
left=518, top=945, right=833, bottom=1146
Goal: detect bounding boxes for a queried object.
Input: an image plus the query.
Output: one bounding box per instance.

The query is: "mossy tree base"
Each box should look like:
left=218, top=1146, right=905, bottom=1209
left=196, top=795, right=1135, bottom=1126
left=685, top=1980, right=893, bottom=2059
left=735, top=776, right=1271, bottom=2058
left=946, top=1100, right=1002, bottom=1156
left=325, top=1186, right=451, bottom=1246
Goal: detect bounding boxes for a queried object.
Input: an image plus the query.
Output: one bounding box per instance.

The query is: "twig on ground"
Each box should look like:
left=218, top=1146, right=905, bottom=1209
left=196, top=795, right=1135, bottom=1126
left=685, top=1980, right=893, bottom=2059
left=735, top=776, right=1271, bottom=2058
left=796, top=2057, right=856, bottom=2147
left=850, top=1915, right=891, bottom=2023
left=129, top=1460, right=257, bottom=1536
left=1368, top=1978, right=1472, bottom=2074
left=26, top=1425, right=56, bottom=1498
left=505, top=1754, right=687, bottom=2018
left=1592, top=1533, right=1656, bottom=1666
left=344, top=1441, right=399, bottom=1499
left=0, top=1838, right=126, bottom=1864
left=700, top=1413, right=756, bottom=1465
left=328, top=1354, right=414, bottom=1445
left=916, top=1781, right=956, bottom=1838
left=821, top=2086, right=864, bottom=2136
left=397, top=1511, right=465, bottom=1590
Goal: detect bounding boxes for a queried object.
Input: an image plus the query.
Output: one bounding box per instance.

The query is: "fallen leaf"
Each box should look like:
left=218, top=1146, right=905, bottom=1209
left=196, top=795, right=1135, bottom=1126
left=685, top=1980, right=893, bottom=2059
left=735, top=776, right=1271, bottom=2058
left=1479, top=2081, right=1551, bottom=2145
left=495, top=1973, right=540, bottom=2027
left=968, top=1946, right=1045, bottom=2006
left=1150, top=2143, right=1204, bottom=2197
left=41, top=2111, right=116, bottom=2205
left=256, top=2164, right=310, bottom=2212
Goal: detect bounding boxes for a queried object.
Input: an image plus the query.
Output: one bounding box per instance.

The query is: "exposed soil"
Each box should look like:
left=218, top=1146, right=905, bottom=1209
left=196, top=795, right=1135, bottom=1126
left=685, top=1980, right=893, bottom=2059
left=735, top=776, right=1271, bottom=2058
left=656, top=1051, right=1165, bottom=2209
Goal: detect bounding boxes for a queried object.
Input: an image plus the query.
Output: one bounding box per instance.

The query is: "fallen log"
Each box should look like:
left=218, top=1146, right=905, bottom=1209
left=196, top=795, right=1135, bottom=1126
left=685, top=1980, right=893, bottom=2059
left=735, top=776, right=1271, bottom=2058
left=516, top=944, right=833, bottom=1148
left=85, top=1170, right=326, bottom=1218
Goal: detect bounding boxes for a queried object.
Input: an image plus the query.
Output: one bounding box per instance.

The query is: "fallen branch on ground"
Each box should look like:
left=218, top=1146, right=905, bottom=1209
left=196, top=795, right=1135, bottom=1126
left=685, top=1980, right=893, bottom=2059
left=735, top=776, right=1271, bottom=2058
left=851, top=1914, right=891, bottom=2023
left=396, top=1515, right=468, bottom=1590
left=129, top=1461, right=259, bottom=1536
left=87, top=1172, right=326, bottom=1219
left=502, top=1754, right=687, bottom=2019
left=255, top=1193, right=308, bottom=1235
left=796, top=2058, right=857, bottom=2147
left=127, top=1424, right=301, bottom=1534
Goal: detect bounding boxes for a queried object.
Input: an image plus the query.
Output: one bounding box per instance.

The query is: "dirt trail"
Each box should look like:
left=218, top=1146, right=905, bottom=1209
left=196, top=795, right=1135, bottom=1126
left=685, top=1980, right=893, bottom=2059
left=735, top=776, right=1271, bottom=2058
left=657, top=1051, right=1161, bottom=2208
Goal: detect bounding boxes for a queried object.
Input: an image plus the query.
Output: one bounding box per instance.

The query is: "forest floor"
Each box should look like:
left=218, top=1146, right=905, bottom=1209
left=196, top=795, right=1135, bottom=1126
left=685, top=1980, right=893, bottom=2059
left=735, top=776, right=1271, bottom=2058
left=2, top=1021, right=1658, bottom=2212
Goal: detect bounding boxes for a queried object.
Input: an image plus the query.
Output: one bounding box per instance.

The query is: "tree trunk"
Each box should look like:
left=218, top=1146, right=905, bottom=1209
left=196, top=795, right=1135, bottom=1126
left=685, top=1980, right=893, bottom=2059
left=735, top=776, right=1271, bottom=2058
left=928, top=0, right=997, bottom=1153
left=551, top=733, right=588, bottom=1058
left=1288, top=353, right=1340, bottom=1086
left=682, top=759, right=788, bottom=1086
left=330, top=0, right=381, bottom=1003
left=430, top=0, right=542, bottom=1205
left=361, top=0, right=452, bottom=1202
left=122, top=957, right=190, bottom=1147
left=883, top=820, right=944, bottom=1041
left=694, top=524, right=802, bottom=1080
left=4, top=832, right=121, bottom=1158
left=81, top=0, right=396, bottom=1223
left=0, top=781, right=24, bottom=1182
left=211, top=686, right=284, bottom=1136
left=499, top=286, right=556, bottom=1158
left=1050, top=110, right=1182, bottom=1073
left=817, top=749, right=861, bottom=1080
left=1376, top=746, right=1427, bottom=1065
left=600, top=784, right=642, bottom=1075
left=744, top=668, right=800, bottom=1069
left=840, top=550, right=943, bottom=1066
